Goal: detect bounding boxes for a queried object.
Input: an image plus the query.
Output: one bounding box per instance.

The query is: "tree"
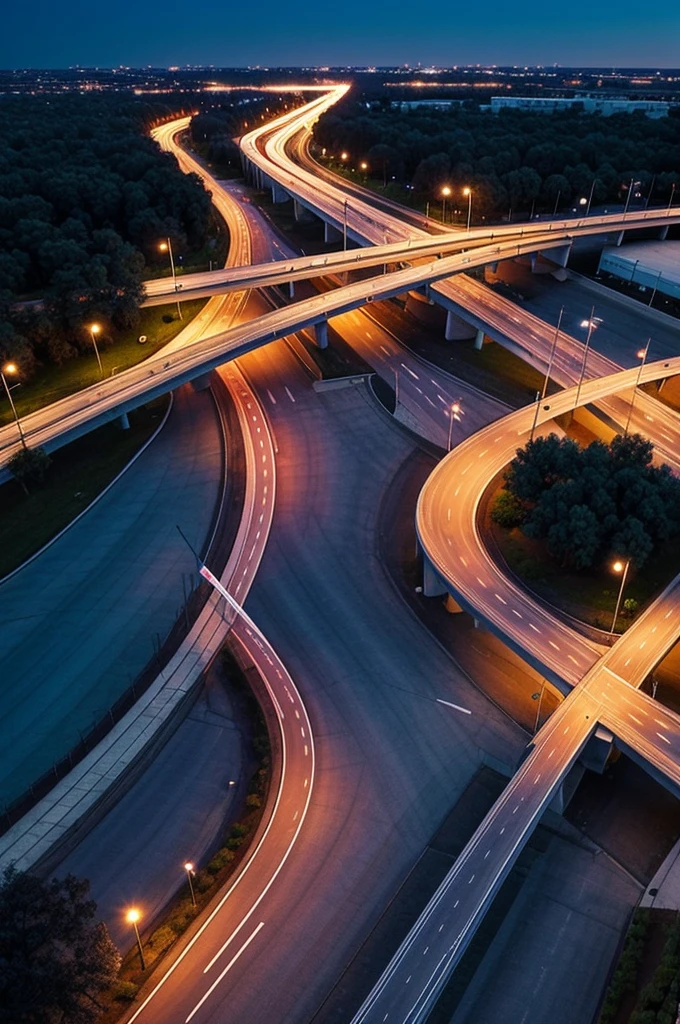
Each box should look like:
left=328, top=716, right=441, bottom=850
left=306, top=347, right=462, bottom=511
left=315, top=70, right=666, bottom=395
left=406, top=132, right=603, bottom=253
left=0, top=866, right=121, bottom=1023
left=8, top=446, right=51, bottom=495
left=501, top=432, right=680, bottom=570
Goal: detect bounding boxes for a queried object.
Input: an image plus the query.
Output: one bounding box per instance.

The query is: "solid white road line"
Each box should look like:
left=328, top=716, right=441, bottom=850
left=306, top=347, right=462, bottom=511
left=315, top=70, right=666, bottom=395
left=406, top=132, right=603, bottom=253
left=187, top=923, right=265, bottom=1022
left=436, top=699, right=472, bottom=715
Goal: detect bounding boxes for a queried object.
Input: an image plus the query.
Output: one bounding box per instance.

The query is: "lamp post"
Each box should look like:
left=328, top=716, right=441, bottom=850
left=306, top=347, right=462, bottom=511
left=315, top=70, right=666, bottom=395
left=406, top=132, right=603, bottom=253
left=463, top=186, right=472, bottom=231
left=649, top=270, right=663, bottom=308
left=1, top=362, right=27, bottom=449
left=343, top=198, right=349, bottom=251
left=575, top=306, right=596, bottom=410
left=532, top=679, right=547, bottom=734
left=610, top=559, right=631, bottom=636
left=160, top=239, right=182, bottom=320
left=552, top=190, right=561, bottom=217
left=447, top=401, right=461, bottom=451
left=359, top=161, right=368, bottom=181
left=624, top=339, right=651, bottom=436
left=585, top=178, right=597, bottom=216
left=126, top=909, right=146, bottom=970
left=623, top=177, right=634, bottom=216
left=184, top=862, right=196, bottom=907
left=668, top=183, right=677, bottom=211
left=441, top=185, right=451, bottom=224
left=88, top=323, right=103, bottom=377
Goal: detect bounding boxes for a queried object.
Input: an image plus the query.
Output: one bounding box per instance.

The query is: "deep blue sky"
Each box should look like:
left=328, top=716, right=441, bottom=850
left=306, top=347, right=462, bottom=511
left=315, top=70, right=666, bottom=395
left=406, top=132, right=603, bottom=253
left=2, top=0, right=679, bottom=69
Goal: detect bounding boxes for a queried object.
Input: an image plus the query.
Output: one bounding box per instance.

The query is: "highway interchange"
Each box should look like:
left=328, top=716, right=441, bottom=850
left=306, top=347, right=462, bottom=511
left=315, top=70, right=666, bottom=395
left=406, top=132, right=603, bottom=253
left=2, top=84, right=680, bottom=1022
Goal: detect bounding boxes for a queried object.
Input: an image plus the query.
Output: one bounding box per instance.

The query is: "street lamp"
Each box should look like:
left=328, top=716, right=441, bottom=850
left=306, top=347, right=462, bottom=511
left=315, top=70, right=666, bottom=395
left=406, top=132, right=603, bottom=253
left=184, top=862, right=196, bottom=907
left=359, top=161, right=368, bottom=179
left=668, top=183, right=677, bottom=211
left=126, top=909, right=146, bottom=970
left=343, top=198, right=349, bottom=251
left=585, top=178, right=597, bottom=216
left=88, top=323, right=103, bottom=377
left=624, top=339, right=651, bottom=436
left=623, top=177, right=634, bottom=216
left=610, top=559, right=631, bottom=636
left=340, top=151, right=349, bottom=163
left=441, top=185, right=451, bottom=224
left=447, top=401, right=461, bottom=451
left=532, top=679, right=547, bottom=734
left=574, top=306, right=596, bottom=410
left=160, top=238, right=182, bottom=320
left=1, top=362, right=27, bottom=449
left=463, top=186, right=472, bottom=231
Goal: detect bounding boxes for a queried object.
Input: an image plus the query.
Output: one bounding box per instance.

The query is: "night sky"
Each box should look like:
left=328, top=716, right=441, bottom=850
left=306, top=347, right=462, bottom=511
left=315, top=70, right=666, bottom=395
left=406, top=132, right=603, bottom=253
left=2, top=0, right=679, bottom=69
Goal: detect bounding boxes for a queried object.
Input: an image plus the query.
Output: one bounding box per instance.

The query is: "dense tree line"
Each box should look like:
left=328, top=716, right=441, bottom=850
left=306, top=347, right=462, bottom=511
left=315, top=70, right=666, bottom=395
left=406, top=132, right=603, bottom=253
left=0, top=865, right=120, bottom=1023
left=0, top=93, right=216, bottom=376
left=190, top=93, right=292, bottom=171
left=313, top=95, right=680, bottom=222
left=492, top=433, right=680, bottom=569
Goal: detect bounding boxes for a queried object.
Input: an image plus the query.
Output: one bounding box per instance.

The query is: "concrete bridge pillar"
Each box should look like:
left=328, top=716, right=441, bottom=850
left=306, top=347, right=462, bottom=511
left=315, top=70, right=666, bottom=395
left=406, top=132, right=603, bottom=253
left=118, top=411, right=130, bottom=430
left=422, top=555, right=448, bottom=598
left=192, top=372, right=212, bottom=392
left=324, top=220, right=342, bottom=244
left=272, top=182, right=289, bottom=204
left=615, top=230, right=625, bottom=247
left=474, top=328, right=485, bottom=350
left=445, top=309, right=478, bottom=341
left=288, top=280, right=295, bottom=299
left=314, top=320, right=329, bottom=349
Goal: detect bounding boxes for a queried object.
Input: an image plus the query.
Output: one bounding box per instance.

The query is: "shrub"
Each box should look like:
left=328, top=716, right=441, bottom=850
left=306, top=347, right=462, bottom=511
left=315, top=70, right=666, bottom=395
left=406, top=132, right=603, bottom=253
left=246, top=793, right=261, bottom=809
left=148, top=925, right=175, bottom=952
left=491, top=489, right=527, bottom=529
left=113, top=981, right=139, bottom=1001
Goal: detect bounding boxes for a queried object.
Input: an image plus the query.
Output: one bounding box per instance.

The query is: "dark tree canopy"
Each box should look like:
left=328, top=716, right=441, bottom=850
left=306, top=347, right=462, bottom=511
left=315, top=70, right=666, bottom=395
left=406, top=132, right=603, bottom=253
left=313, top=95, right=680, bottom=222
left=0, top=866, right=120, bottom=1023
left=0, top=93, right=216, bottom=377
left=494, top=433, right=680, bottom=569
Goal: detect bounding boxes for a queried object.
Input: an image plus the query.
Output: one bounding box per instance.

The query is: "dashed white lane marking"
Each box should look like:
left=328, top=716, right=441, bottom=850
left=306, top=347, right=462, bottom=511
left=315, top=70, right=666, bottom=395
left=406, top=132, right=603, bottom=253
left=285, top=386, right=296, bottom=403
left=266, top=389, right=276, bottom=405
left=657, top=732, right=671, bottom=745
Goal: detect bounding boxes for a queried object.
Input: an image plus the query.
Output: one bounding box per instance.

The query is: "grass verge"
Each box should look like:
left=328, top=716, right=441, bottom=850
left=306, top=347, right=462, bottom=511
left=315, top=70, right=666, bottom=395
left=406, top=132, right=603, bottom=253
left=487, top=493, right=680, bottom=633
left=1, top=300, right=208, bottom=426
left=597, top=907, right=680, bottom=1024
left=98, top=648, right=272, bottom=1023
left=0, top=398, right=169, bottom=580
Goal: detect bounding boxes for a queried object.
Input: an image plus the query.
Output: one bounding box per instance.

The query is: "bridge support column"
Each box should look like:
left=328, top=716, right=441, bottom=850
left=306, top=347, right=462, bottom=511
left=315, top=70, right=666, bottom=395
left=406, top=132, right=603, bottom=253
left=118, top=411, right=130, bottom=430
left=324, top=221, right=342, bottom=244
left=474, top=328, right=485, bottom=350
left=314, top=321, right=329, bottom=349
left=422, top=556, right=447, bottom=598
left=192, top=372, right=212, bottom=391
left=288, top=280, right=295, bottom=299
left=272, top=182, right=289, bottom=204
left=615, top=230, right=625, bottom=247
left=659, top=225, right=669, bottom=240
left=445, top=309, right=477, bottom=342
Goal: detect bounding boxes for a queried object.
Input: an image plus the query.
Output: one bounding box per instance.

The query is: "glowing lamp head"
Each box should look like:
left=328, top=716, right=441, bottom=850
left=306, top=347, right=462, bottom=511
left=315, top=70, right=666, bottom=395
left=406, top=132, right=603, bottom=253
left=184, top=862, right=194, bottom=873
left=3, top=362, right=17, bottom=375
left=159, top=241, right=168, bottom=252
left=441, top=186, right=451, bottom=198
left=637, top=348, right=647, bottom=359
left=612, top=560, right=625, bottom=573
left=126, top=908, right=140, bottom=924
left=462, top=187, right=471, bottom=197
left=89, top=323, right=101, bottom=335
left=340, top=151, right=348, bottom=161
left=359, top=161, right=368, bottom=171
left=451, top=402, right=460, bottom=414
